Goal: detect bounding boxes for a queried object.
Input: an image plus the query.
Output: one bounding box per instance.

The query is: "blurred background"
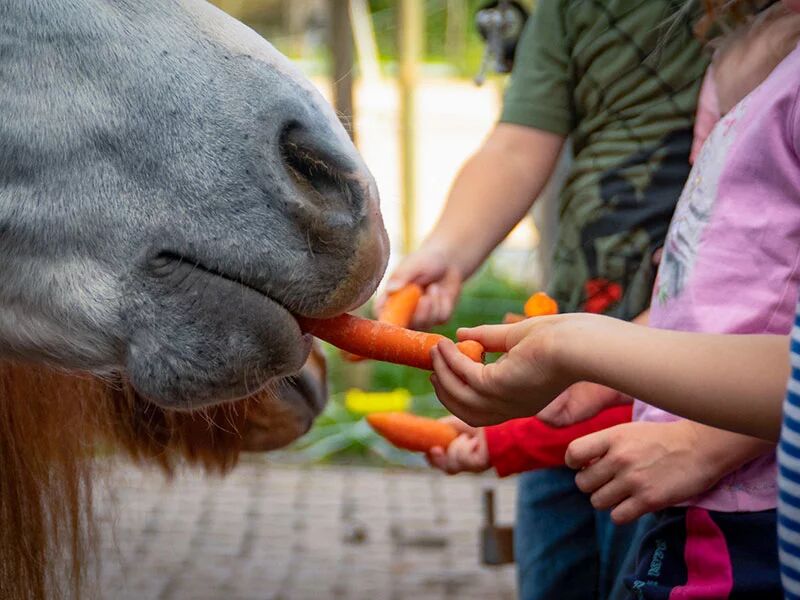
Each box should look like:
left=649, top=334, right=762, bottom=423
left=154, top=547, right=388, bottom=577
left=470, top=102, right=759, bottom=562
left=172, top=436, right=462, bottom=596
left=97, top=3, right=556, bottom=598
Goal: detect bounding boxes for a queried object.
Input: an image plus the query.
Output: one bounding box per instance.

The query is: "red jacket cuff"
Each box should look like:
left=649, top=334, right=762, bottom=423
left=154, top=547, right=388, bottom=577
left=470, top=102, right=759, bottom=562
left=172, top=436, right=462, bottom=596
left=484, top=405, right=633, bottom=477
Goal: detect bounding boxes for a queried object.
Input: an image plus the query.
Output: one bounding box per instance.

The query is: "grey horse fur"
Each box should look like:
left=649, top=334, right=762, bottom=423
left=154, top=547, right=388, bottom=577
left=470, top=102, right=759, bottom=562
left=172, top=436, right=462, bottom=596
left=0, top=0, right=388, bottom=409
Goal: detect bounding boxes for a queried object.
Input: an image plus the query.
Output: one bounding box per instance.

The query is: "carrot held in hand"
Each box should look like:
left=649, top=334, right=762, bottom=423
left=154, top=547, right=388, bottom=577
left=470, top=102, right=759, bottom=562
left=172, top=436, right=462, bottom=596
left=298, top=313, right=484, bottom=370
left=342, top=283, right=425, bottom=363
left=378, top=283, right=423, bottom=326
left=523, top=292, right=559, bottom=317
left=366, top=412, right=458, bottom=452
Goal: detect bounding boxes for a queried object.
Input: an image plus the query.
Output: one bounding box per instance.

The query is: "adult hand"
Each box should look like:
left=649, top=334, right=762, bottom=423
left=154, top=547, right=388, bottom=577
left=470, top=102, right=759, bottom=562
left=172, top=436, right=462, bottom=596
left=375, top=247, right=462, bottom=330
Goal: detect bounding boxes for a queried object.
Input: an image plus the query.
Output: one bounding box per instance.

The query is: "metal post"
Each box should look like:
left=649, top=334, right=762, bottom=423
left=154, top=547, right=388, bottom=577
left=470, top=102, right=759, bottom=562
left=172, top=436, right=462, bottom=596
left=330, top=0, right=356, bottom=140
left=398, top=0, right=422, bottom=255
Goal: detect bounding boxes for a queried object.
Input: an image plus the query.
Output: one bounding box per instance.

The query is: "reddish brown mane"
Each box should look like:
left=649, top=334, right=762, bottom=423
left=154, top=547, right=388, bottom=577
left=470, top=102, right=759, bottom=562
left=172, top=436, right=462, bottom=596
left=0, top=361, right=269, bottom=600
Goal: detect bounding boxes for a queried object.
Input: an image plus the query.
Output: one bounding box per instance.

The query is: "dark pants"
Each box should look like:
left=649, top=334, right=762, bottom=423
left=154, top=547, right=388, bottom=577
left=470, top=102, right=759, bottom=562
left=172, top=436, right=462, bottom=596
left=515, top=467, right=639, bottom=600
left=622, top=507, right=780, bottom=599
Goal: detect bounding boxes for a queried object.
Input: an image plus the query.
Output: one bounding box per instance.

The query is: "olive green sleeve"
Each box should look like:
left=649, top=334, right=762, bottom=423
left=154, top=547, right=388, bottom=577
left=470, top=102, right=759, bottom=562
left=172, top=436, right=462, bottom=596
left=500, top=0, right=574, bottom=135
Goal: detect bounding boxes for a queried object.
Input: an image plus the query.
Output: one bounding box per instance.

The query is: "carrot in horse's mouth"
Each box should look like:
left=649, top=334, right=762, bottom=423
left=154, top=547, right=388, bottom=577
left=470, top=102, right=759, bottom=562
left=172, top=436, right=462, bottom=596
left=297, top=312, right=484, bottom=370
left=342, top=282, right=424, bottom=363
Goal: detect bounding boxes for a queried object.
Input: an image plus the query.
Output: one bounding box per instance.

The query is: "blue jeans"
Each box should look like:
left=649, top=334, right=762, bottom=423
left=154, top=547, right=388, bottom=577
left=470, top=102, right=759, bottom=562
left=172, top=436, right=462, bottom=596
left=515, top=467, right=639, bottom=600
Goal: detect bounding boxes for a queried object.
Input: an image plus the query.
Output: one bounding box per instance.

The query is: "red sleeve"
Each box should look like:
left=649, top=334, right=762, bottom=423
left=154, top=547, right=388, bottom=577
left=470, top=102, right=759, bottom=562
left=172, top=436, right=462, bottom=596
left=483, top=405, right=633, bottom=477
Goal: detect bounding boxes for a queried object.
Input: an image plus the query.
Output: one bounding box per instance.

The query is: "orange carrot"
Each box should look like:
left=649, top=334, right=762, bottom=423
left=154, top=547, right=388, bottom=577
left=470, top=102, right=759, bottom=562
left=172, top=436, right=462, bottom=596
left=340, top=350, right=367, bottom=363
left=299, top=313, right=485, bottom=370
left=342, top=283, right=424, bottom=363
left=366, top=412, right=458, bottom=452
left=523, top=292, right=559, bottom=317
left=378, top=283, right=423, bottom=326
left=456, top=340, right=485, bottom=363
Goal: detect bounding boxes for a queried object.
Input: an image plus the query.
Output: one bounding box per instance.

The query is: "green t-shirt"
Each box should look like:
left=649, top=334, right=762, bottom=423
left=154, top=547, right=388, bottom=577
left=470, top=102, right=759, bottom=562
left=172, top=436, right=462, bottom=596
left=502, top=0, right=708, bottom=319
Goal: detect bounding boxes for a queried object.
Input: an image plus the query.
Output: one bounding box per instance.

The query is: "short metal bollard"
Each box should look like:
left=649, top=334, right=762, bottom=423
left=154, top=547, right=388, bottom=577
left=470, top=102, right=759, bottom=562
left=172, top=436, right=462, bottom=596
left=480, top=487, right=515, bottom=565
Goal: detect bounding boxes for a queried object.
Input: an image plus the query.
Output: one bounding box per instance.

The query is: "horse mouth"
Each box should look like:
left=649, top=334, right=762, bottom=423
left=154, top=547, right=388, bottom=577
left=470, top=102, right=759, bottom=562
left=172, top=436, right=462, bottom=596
left=149, top=250, right=310, bottom=323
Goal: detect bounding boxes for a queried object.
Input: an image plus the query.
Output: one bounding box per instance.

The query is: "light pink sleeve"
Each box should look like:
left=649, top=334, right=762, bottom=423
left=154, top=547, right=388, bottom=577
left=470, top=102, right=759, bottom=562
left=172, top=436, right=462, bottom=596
left=690, top=66, right=721, bottom=164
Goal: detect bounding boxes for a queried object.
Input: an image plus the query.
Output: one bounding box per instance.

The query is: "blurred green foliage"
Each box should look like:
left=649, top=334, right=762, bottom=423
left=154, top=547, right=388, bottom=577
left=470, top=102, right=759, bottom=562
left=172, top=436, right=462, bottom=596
left=367, top=0, right=489, bottom=75
left=228, top=0, right=532, bottom=78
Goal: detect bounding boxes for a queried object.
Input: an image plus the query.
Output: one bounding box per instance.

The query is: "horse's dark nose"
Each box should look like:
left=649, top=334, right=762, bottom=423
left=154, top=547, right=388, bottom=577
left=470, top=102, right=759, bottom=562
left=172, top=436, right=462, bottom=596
left=278, top=120, right=375, bottom=231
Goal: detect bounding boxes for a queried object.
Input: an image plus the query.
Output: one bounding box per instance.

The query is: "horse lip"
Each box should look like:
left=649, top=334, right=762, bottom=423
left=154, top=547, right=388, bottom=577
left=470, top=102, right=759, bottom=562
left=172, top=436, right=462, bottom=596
left=149, top=250, right=306, bottom=319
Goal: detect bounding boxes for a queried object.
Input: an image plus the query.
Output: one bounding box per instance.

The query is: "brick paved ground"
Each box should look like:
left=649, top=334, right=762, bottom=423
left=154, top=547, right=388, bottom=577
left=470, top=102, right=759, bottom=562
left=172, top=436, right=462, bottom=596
left=93, top=458, right=518, bottom=600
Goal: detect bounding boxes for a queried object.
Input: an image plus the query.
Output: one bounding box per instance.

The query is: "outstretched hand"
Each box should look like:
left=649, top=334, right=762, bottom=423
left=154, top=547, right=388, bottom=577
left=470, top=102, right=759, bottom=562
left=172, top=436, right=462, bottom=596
left=430, top=317, right=575, bottom=427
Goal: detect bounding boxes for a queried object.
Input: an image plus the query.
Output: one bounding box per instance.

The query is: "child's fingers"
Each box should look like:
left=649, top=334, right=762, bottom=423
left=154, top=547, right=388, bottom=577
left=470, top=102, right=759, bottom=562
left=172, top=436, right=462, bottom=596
left=431, top=352, right=491, bottom=426
left=437, top=340, right=496, bottom=397
left=427, top=446, right=449, bottom=472
left=609, top=497, right=647, bottom=525
left=565, top=430, right=612, bottom=470
left=455, top=324, right=512, bottom=352
left=444, top=435, right=473, bottom=474
left=573, top=457, right=617, bottom=494
left=588, top=477, right=631, bottom=511
left=431, top=371, right=464, bottom=422
left=431, top=347, right=479, bottom=401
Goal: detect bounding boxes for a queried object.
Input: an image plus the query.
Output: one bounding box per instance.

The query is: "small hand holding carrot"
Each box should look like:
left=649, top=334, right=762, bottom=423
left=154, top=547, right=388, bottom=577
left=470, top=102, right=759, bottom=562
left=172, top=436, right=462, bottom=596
left=427, top=416, right=490, bottom=475
left=430, top=317, right=576, bottom=427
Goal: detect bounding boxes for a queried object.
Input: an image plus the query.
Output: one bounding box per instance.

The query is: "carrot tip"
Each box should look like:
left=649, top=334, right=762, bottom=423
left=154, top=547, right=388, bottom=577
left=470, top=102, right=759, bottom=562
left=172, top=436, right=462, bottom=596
left=455, top=340, right=485, bottom=364
left=523, top=292, right=559, bottom=318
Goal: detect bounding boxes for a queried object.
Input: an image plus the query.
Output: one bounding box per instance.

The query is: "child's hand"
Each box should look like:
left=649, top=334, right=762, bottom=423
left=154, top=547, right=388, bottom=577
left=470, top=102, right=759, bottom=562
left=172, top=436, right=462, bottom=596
left=429, top=317, right=577, bottom=426
left=427, top=417, right=490, bottom=474
left=537, top=382, right=632, bottom=428
left=565, top=421, right=761, bottom=524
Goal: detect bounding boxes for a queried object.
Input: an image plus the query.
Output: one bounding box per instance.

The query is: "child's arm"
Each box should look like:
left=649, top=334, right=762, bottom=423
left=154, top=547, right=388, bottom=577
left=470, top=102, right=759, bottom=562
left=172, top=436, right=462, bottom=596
left=430, top=314, right=789, bottom=441
left=427, top=395, right=632, bottom=477
left=378, top=124, right=565, bottom=329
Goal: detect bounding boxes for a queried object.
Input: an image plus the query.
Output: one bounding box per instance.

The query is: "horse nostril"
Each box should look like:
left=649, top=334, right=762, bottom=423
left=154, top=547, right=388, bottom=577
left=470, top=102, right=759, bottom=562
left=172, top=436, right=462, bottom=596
left=278, top=121, right=362, bottom=224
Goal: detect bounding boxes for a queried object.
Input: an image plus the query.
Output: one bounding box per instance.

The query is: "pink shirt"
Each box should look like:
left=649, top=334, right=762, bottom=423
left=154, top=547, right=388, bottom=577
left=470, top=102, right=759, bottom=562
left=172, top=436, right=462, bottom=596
left=689, top=66, right=721, bottom=164
left=634, top=45, right=800, bottom=512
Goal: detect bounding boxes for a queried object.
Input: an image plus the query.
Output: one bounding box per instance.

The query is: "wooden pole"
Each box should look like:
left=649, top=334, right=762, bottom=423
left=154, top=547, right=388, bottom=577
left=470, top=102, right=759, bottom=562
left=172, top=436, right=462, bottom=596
left=398, top=0, right=422, bottom=255
left=330, top=0, right=356, bottom=140
left=350, top=0, right=382, bottom=83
